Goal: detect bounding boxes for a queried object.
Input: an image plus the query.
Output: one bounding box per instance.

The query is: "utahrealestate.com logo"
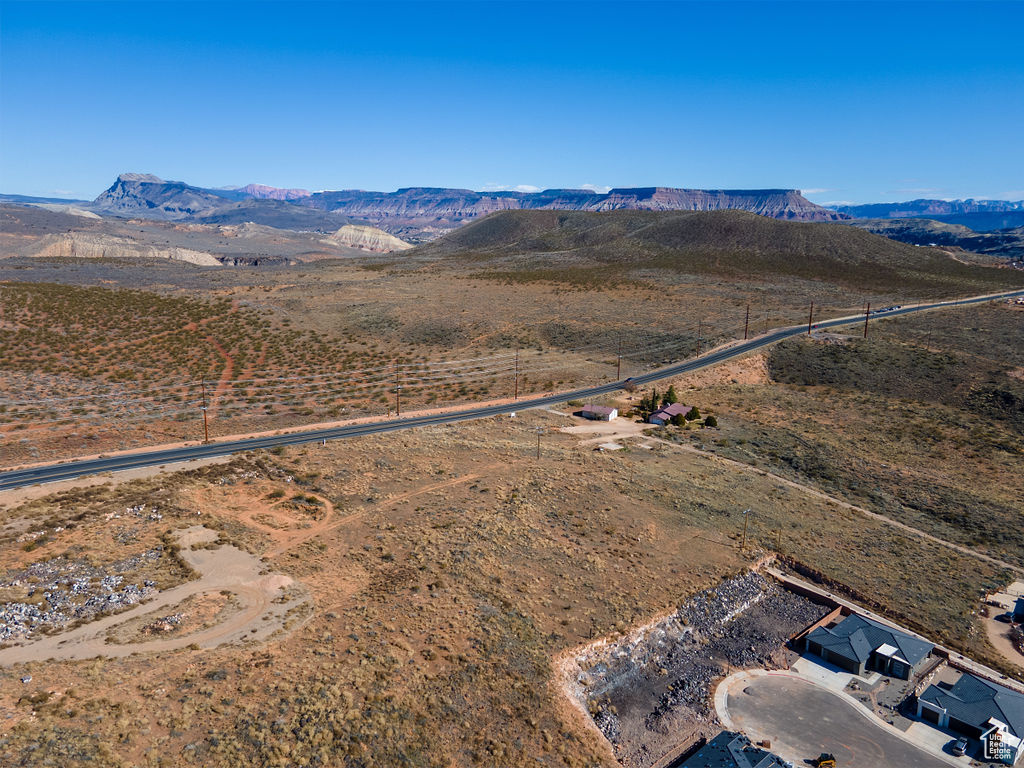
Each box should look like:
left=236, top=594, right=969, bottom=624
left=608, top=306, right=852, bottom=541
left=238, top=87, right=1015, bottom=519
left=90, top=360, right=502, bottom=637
left=983, top=729, right=1013, bottom=762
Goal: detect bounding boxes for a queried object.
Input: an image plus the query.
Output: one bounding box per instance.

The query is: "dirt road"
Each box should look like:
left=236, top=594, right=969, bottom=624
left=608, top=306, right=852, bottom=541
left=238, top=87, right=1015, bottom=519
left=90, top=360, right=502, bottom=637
left=644, top=434, right=1023, bottom=576
left=0, top=526, right=306, bottom=665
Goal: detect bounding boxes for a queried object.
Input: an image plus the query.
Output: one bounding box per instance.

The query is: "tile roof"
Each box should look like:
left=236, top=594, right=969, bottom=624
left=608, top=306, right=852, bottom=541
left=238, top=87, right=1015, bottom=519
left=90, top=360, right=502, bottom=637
left=806, top=613, right=932, bottom=667
left=680, top=731, right=790, bottom=768
left=919, top=673, right=1024, bottom=738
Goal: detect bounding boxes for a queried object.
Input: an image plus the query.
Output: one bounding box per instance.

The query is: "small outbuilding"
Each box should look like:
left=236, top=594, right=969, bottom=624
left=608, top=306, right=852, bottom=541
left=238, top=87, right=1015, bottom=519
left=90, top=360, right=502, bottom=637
left=649, top=403, right=691, bottom=425
left=580, top=405, right=617, bottom=421
left=1013, top=596, right=1024, bottom=622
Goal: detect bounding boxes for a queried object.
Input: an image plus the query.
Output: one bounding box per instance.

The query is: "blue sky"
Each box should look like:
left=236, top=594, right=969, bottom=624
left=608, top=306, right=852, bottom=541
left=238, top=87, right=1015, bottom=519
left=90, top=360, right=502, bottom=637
left=2, top=0, right=1022, bottom=203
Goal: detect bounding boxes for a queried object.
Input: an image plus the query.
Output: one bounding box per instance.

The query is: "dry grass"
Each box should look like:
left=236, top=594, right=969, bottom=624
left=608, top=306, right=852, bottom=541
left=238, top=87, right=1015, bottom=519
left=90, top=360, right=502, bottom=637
left=0, top=402, right=1015, bottom=766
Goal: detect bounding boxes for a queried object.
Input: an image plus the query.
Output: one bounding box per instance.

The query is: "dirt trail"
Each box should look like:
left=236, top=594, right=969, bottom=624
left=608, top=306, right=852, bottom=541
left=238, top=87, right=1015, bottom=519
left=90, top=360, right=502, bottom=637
left=643, top=435, right=1023, bottom=575
left=204, top=334, right=234, bottom=414
left=264, top=493, right=340, bottom=558
left=267, top=469, right=493, bottom=559
left=0, top=469, right=495, bottom=666
left=0, top=526, right=306, bottom=665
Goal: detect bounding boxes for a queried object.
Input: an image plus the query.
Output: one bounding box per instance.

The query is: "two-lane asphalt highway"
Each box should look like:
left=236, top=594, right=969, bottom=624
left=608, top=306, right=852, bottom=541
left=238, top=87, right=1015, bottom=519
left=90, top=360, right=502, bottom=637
left=2, top=289, right=1022, bottom=491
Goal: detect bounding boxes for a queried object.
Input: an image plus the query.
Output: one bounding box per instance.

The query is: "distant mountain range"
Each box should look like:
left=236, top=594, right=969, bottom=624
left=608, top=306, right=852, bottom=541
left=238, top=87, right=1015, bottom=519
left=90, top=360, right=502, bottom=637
left=3, top=176, right=1023, bottom=253
left=88, top=173, right=353, bottom=231
left=71, top=173, right=850, bottom=241
left=829, top=198, right=1024, bottom=232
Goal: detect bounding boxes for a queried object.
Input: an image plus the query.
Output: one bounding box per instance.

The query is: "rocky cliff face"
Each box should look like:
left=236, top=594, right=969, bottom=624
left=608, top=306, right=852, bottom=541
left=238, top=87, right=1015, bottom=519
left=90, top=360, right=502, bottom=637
left=321, top=225, right=412, bottom=253
left=87, top=174, right=846, bottom=240
left=303, top=186, right=846, bottom=235
left=234, top=184, right=311, bottom=201
left=581, top=187, right=843, bottom=219
left=91, top=173, right=233, bottom=220
left=31, top=233, right=222, bottom=266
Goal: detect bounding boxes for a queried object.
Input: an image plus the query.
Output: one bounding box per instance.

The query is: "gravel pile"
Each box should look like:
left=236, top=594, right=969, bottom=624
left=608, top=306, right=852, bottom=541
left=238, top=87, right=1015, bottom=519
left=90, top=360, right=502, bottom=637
left=716, top=588, right=828, bottom=668
left=0, top=550, right=159, bottom=643
left=582, top=572, right=771, bottom=701
left=645, top=660, right=721, bottom=728
left=677, top=570, right=768, bottom=638
left=579, top=571, right=831, bottom=767
left=592, top=704, right=621, bottom=745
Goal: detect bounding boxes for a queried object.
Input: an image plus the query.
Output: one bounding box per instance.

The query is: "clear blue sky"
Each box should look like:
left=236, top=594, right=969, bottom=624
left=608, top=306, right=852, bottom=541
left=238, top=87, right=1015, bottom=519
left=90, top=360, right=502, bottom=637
left=2, top=0, right=1022, bottom=203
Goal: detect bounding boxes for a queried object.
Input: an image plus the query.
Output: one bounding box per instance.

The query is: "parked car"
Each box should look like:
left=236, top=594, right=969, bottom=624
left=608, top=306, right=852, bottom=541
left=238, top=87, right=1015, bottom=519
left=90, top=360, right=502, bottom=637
left=951, top=737, right=969, bottom=756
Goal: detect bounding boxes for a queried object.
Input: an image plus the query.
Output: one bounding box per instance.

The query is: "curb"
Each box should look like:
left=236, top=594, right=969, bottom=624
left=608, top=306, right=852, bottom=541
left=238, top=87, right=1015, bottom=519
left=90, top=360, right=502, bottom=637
left=715, top=669, right=966, bottom=768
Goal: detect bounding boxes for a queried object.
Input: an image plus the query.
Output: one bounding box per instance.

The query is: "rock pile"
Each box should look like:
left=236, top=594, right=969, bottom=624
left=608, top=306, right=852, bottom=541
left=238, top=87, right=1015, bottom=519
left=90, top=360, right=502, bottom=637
left=0, top=550, right=159, bottom=643
left=577, top=571, right=831, bottom=768
left=143, top=613, right=183, bottom=634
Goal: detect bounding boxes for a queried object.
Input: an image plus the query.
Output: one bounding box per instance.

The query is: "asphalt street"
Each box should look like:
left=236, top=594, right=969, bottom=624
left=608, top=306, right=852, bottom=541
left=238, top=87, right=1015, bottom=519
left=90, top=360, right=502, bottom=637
left=725, top=674, right=952, bottom=768
left=2, top=289, right=1021, bottom=491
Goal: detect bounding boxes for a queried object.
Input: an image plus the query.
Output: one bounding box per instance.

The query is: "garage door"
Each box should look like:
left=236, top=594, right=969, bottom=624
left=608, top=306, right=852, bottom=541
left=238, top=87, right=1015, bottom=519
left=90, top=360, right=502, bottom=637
left=921, top=706, right=940, bottom=725
left=948, top=717, right=983, bottom=739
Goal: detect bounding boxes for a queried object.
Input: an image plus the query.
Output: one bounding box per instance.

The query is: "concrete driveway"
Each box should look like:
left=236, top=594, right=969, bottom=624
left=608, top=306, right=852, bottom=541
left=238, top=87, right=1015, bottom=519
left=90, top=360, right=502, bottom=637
left=721, top=673, right=955, bottom=768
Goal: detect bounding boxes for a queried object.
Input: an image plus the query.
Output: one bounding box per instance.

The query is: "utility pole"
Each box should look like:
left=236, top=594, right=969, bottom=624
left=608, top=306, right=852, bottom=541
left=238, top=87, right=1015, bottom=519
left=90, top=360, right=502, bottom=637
left=807, top=302, right=814, bottom=335
left=863, top=302, right=871, bottom=338
left=514, top=347, right=520, bottom=400
left=616, top=335, right=622, bottom=379
left=743, top=304, right=750, bottom=340
left=392, top=361, right=403, bottom=416
left=535, top=426, right=544, bottom=459
left=740, top=508, right=751, bottom=551
left=200, top=378, right=209, bottom=444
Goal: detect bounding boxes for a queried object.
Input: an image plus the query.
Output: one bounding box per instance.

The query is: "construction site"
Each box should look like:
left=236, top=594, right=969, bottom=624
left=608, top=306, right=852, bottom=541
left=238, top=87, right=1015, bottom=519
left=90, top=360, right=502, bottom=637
left=565, top=569, right=831, bottom=768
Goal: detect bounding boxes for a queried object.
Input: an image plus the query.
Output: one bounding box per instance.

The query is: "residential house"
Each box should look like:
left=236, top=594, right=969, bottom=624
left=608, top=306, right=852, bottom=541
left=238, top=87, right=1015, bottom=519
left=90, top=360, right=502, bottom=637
left=804, top=613, right=933, bottom=680
left=648, top=402, right=691, bottom=425
left=917, top=673, right=1024, bottom=764
left=678, top=731, right=791, bottom=768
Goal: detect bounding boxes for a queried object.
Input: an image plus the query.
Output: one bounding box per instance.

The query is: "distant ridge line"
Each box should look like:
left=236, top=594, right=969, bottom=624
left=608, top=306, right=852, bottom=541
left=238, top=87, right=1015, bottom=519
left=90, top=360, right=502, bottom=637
left=33, top=173, right=849, bottom=240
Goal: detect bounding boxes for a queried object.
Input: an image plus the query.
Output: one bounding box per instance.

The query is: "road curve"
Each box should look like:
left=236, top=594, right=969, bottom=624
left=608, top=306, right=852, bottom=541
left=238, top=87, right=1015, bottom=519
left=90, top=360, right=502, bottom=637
left=2, top=289, right=1021, bottom=491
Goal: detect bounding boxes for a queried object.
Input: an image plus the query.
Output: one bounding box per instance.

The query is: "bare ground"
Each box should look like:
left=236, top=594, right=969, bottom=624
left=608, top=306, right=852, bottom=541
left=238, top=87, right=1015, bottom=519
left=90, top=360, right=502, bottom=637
left=0, top=525, right=308, bottom=665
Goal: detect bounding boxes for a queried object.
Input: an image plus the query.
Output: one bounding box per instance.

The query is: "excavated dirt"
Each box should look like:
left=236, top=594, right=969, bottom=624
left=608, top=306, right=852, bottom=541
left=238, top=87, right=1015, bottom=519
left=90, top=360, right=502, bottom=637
left=567, top=571, right=829, bottom=768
